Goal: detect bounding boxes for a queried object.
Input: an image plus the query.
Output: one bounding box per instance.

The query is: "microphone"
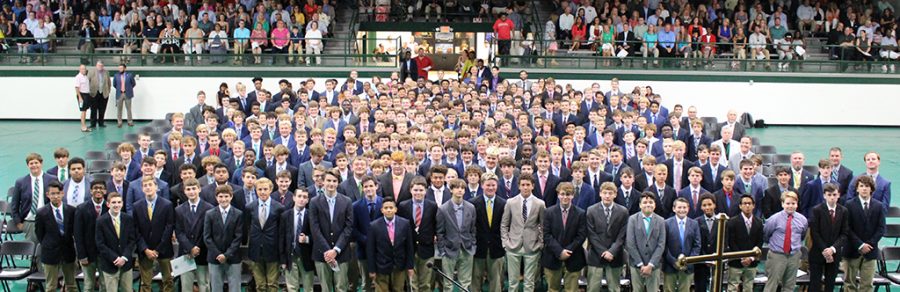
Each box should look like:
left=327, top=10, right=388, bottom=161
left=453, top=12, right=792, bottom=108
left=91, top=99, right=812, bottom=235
left=428, top=260, right=470, bottom=292
left=426, top=262, right=434, bottom=269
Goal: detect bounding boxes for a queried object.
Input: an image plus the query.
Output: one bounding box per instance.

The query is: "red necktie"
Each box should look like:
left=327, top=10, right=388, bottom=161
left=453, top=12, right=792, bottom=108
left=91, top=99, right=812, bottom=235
left=784, top=214, right=793, bottom=254
left=562, top=208, right=568, bottom=227
left=95, top=204, right=101, bottom=217
left=415, top=204, right=422, bottom=227
left=173, top=152, right=179, bottom=160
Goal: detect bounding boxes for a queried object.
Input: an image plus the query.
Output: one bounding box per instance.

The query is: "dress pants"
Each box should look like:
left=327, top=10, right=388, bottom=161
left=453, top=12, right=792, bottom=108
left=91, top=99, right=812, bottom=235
left=809, top=260, right=839, bottom=292
left=81, top=261, right=106, bottom=292
left=507, top=248, right=541, bottom=292
left=116, top=97, right=133, bottom=124
left=285, top=256, right=315, bottom=292
left=209, top=263, right=241, bottom=292
left=23, top=221, right=41, bottom=268
left=726, top=266, right=755, bottom=292
left=358, top=259, right=375, bottom=292
left=179, top=264, right=209, bottom=292
left=411, top=255, right=434, bottom=292
left=374, top=271, right=407, bottom=292
left=694, top=264, right=710, bottom=292
left=631, top=267, right=661, bottom=292
left=471, top=254, right=503, bottom=292
left=92, top=92, right=108, bottom=126
left=441, top=251, right=474, bottom=292
left=348, top=243, right=361, bottom=292
left=544, top=266, right=582, bottom=292
left=249, top=261, right=279, bottom=292
left=138, top=257, right=173, bottom=292
left=44, top=262, right=77, bottom=292
left=103, top=269, right=134, bottom=292
left=586, top=265, right=623, bottom=292
left=844, top=256, right=877, bottom=292
left=663, top=270, right=693, bottom=292
left=763, top=251, right=801, bottom=292
left=315, top=261, right=349, bottom=292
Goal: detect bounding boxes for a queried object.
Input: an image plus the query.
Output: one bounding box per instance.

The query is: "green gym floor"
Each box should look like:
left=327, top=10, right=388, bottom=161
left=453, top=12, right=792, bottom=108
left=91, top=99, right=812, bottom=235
left=0, top=121, right=898, bottom=291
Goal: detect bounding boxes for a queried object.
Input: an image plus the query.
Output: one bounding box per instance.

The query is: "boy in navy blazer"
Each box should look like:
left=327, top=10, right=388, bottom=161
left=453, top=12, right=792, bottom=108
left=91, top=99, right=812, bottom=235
left=662, top=198, right=701, bottom=292
left=96, top=193, right=137, bottom=292
left=366, top=197, right=415, bottom=292
left=808, top=183, right=848, bottom=292
left=542, top=182, right=588, bottom=292
left=74, top=180, right=109, bottom=292
left=280, top=188, right=315, bottom=292
left=471, top=172, right=506, bottom=292
left=352, top=176, right=382, bottom=292
left=843, top=175, right=886, bottom=292
left=35, top=180, right=77, bottom=292
left=11, top=153, right=57, bottom=249
left=133, top=176, right=176, bottom=292
left=398, top=177, right=438, bottom=292
left=800, top=159, right=837, bottom=217
left=246, top=178, right=284, bottom=292
left=204, top=184, right=244, bottom=292
left=174, top=178, right=213, bottom=292
left=677, top=167, right=708, bottom=218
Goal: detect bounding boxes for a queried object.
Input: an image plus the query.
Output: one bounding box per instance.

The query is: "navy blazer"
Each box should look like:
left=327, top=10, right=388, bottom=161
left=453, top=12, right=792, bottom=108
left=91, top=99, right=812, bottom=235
left=572, top=183, right=598, bottom=210
left=245, top=200, right=284, bottom=262
left=713, top=189, right=741, bottom=217
left=203, top=206, right=244, bottom=264
left=686, top=135, right=712, bottom=161
left=664, top=159, right=693, bottom=190
left=308, top=193, right=354, bottom=263
left=464, top=186, right=481, bottom=202
left=352, top=196, right=383, bottom=259
left=677, top=186, right=709, bottom=219
left=701, top=163, right=728, bottom=193
left=800, top=178, right=831, bottom=218
left=175, top=200, right=213, bottom=265
left=279, top=207, right=315, bottom=271
left=398, top=198, right=438, bottom=259
left=762, top=185, right=796, bottom=219
left=112, top=71, right=137, bottom=99
left=200, top=182, right=245, bottom=210
left=614, top=125, right=641, bottom=147
left=35, top=204, right=77, bottom=264
left=289, top=145, right=311, bottom=168
left=11, top=173, right=57, bottom=224
left=74, top=200, right=108, bottom=262
left=735, top=178, right=766, bottom=212
left=542, top=205, right=587, bottom=271
left=96, top=212, right=138, bottom=273
left=265, top=164, right=299, bottom=191
left=125, top=177, right=170, bottom=214
left=847, top=174, right=892, bottom=213
left=533, top=172, right=560, bottom=207
left=833, top=165, right=854, bottom=195
left=426, top=187, right=453, bottom=205
left=615, top=188, right=642, bottom=215
left=725, top=213, right=764, bottom=268
left=648, top=184, right=677, bottom=218
left=133, top=197, right=176, bottom=259
left=662, top=216, right=701, bottom=273
left=844, top=197, right=886, bottom=260
left=105, top=178, right=129, bottom=199
left=366, top=217, right=415, bottom=274
left=471, top=195, right=506, bottom=259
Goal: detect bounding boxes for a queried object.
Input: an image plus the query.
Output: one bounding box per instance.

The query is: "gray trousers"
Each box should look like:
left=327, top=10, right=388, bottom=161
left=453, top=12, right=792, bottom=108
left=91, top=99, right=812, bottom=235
left=630, top=267, right=661, bottom=292
left=441, top=251, right=474, bottom=292
left=727, top=266, right=756, bottom=292
left=81, top=261, right=107, bottom=292
left=103, top=269, right=134, bottom=292
left=285, top=256, right=315, bottom=292
left=116, top=97, right=133, bottom=124
left=179, top=264, right=209, bottom=292
left=471, top=255, right=504, bottom=292
left=586, top=265, right=623, bottom=292
left=209, top=263, right=241, bottom=292
left=763, top=251, right=801, bottom=292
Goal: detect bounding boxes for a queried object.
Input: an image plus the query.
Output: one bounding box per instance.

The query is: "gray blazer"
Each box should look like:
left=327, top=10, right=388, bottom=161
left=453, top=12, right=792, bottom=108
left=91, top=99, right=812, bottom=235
left=435, top=199, right=477, bottom=258
left=500, top=195, right=545, bottom=253
left=585, top=202, right=629, bottom=267
left=625, top=212, right=666, bottom=268
left=297, top=160, right=333, bottom=189
left=728, top=150, right=755, bottom=172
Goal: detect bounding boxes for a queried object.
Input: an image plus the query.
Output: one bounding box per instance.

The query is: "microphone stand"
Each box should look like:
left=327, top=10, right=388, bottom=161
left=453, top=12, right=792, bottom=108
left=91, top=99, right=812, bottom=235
left=427, top=262, right=470, bottom=292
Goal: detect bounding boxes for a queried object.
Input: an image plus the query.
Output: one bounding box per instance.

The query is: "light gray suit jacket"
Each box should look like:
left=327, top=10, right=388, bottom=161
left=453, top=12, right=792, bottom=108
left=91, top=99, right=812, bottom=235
left=500, top=195, right=545, bottom=253
left=728, top=150, right=755, bottom=173
left=297, top=160, right=333, bottom=189
left=625, top=212, right=666, bottom=268
left=435, top=199, right=477, bottom=258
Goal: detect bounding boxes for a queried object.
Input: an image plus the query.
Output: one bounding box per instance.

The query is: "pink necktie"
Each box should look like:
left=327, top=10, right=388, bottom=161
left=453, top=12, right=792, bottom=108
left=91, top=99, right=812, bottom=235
left=387, top=220, right=395, bottom=245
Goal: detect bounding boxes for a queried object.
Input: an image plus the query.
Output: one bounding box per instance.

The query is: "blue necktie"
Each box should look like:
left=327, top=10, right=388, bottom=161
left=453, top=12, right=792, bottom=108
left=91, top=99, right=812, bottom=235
left=55, top=208, right=64, bottom=234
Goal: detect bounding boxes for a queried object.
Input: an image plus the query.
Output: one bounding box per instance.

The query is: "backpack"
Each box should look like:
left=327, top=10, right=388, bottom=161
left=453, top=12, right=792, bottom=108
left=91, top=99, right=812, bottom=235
left=740, top=112, right=754, bottom=128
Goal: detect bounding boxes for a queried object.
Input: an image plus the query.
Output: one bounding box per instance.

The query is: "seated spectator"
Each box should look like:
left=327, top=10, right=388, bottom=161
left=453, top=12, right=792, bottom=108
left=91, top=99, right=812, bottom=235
left=208, top=23, right=229, bottom=64
left=879, top=27, right=898, bottom=73
left=271, top=20, right=291, bottom=64
left=748, top=25, right=770, bottom=69
left=183, top=20, right=205, bottom=62
left=250, top=22, right=267, bottom=64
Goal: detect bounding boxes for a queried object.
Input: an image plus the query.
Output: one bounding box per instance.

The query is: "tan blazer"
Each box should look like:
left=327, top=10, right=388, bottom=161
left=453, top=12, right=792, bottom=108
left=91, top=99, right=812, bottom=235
left=500, top=195, right=546, bottom=253
left=88, top=69, right=111, bottom=97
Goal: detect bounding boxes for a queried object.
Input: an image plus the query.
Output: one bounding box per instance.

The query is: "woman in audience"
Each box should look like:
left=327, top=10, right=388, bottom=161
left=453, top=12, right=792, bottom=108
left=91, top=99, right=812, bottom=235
left=160, top=21, right=181, bottom=63
left=855, top=29, right=875, bottom=70
left=570, top=16, right=587, bottom=51
left=270, top=20, right=291, bottom=64
left=305, top=20, right=323, bottom=65
left=732, top=27, right=748, bottom=69
left=599, top=23, right=615, bottom=65
left=183, top=20, right=204, bottom=62
left=588, top=17, right=603, bottom=51
left=249, top=22, right=267, bottom=64
left=208, top=23, right=229, bottom=64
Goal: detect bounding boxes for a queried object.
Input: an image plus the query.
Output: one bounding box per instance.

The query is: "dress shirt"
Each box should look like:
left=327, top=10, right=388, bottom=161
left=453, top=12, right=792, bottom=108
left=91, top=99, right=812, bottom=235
left=68, top=179, right=87, bottom=206
left=764, top=211, right=806, bottom=255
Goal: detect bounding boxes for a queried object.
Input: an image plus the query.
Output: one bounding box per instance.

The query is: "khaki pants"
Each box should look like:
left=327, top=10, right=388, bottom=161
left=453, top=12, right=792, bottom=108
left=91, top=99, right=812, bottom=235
left=179, top=264, right=208, bottom=292
left=727, top=266, right=755, bottom=292
left=116, top=97, right=133, bottom=124
left=103, top=269, right=134, bottom=292
left=631, top=267, right=661, bottom=292
left=471, top=255, right=503, bottom=292
left=23, top=221, right=40, bottom=261
left=348, top=243, right=361, bottom=292
left=374, top=271, right=406, bottom=292
left=138, top=257, right=173, bottom=292
left=663, top=270, right=693, bottom=292
left=411, top=255, right=434, bottom=292
left=586, top=265, right=623, bottom=292
left=81, top=261, right=107, bottom=292
left=844, top=257, right=877, bottom=292
left=441, top=251, right=474, bottom=291
left=250, top=261, right=279, bottom=292
left=763, top=251, right=800, bottom=292
left=544, top=266, right=582, bottom=292
left=315, top=261, right=349, bottom=292
left=44, top=262, right=77, bottom=291
left=285, top=256, right=315, bottom=292
left=507, top=249, right=541, bottom=292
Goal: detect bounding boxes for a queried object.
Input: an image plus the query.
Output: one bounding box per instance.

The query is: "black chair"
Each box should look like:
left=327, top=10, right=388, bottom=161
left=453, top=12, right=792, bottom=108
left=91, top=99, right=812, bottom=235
left=150, top=119, right=170, bottom=129
left=165, top=113, right=175, bottom=121
left=88, top=160, right=113, bottom=174
left=881, top=246, right=900, bottom=285
left=803, top=165, right=819, bottom=174
left=701, top=117, right=719, bottom=127
left=760, top=154, right=775, bottom=167
left=149, top=133, right=164, bottom=143
left=91, top=173, right=111, bottom=183
left=0, top=241, right=36, bottom=292
left=123, top=133, right=140, bottom=143
left=885, top=224, right=900, bottom=245
left=85, top=151, right=108, bottom=160
left=756, top=145, right=777, bottom=154
left=150, top=142, right=164, bottom=152
left=887, top=206, right=900, bottom=218
left=0, top=202, right=23, bottom=242
left=762, top=166, right=776, bottom=177
left=774, top=154, right=792, bottom=164
left=751, top=137, right=760, bottom=146
left=104, top=142, right=122, bottom=151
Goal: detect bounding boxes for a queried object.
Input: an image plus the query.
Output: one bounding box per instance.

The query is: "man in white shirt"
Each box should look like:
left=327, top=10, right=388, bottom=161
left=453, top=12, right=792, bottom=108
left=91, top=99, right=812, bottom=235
left=748, top=26, right=770, bottom=69
left=796, top=0, right=816, bottom=36
left=63, top=158, right=89, bottom=206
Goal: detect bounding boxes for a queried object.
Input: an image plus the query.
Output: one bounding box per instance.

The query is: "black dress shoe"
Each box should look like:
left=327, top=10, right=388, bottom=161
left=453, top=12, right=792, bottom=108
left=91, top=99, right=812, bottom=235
left=99, top=124, right=107, bottom=128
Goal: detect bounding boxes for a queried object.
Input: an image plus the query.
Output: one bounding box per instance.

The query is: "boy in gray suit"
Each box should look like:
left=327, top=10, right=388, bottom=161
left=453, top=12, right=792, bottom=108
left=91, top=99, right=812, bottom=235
left=626, top=192, right=667, bottom=292
left=586, top=182, right=629, bottom=292
left=501, top=175, right=546, bottom=292
left=436, top=179, right=477, bottom=292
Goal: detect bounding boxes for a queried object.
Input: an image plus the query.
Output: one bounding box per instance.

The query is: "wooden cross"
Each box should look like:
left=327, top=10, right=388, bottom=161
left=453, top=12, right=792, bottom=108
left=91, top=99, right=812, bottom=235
left=675, top=213, right=762, bottom=292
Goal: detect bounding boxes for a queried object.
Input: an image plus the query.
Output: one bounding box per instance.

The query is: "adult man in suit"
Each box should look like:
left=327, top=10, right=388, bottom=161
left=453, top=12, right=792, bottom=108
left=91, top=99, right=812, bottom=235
left=112, top=64, right=137, bottom=127
left=471, top=172, right=506, bottom=292
left=399, top=51, right=418, bottom=82
left=204, top=185, right=244, bottom=292
left=533, top=151, right=560, bottom=206
left=846, top=151, right=892, bottom=212
left=695, top=193, right=720, bottom=292
left=309, top=169, right=354, bottom=292
left=377, top=151, right=415, bottom=203
left=280, top=188, right=316, bottom=292
left=185, top=91, right=207, bottom=133
left=74, top=180, right=108, bottom=292
left=719, top=110, right=746, bottom=140
left=710, top=126, right=740, bottom=166
left=245, top=178, right=284, bottom=292
left=542, top=182, right=587, bottom=292
left=728, top=136, right=755, bottom=172
left=397, top=177, right=438, bottom=292
left=788, top=151, right=814, bottom=194
left=12, top=153, right=57, bottom=251
left=616, top=23, right=638, bottom=57
left=829, top=147, right=854, bottom=195
left=174, top=178, right=212, bottom=292
left=88, top=61, right=111, bottom=128
left=662, top=198, right=701, bottom=292
left=501, top=176, right=546, bottom=292
left=714, top=170, right=741, bottom=217
left=677, top=167, right=708, bottom=218
left=808, top=183, right=848, bottom=292
left=133, top=177, right=176, bottom=292
left=763, top=191, right=808, bottom=292
left=126, top=157, right=171, bottom=214
left=297, top=144, right=333, bottom=189
left=96, top=193, right=137, bottom=292
left=616, top=168, right=643, bottom=214
left=843, top=175, right=887, bottom=292
left=626, top=192, right=667, bottom=292
left=436, top=179, right=477, bottom=291
left=725, top=194, right=764, bottom=292
left=61, top=157, right=91, bottom=207
left=366, top=197, right=415, bottom=292
left=352, top=176, right=382, bottom=292
left=586, top=182, right=629, bottom=292
left=763, top=166, right=796, bottom=218
left=35, top=180, right=77, bottom=292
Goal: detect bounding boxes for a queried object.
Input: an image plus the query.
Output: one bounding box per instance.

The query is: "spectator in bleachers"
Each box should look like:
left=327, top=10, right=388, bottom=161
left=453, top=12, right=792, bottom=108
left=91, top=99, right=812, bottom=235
left=306, top=21, right=324, bottom=65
